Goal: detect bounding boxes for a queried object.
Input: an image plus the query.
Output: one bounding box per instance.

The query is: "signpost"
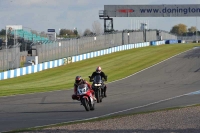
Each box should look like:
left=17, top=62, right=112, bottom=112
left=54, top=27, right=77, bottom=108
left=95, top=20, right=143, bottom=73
left=47, top=29, right=56, bottom=41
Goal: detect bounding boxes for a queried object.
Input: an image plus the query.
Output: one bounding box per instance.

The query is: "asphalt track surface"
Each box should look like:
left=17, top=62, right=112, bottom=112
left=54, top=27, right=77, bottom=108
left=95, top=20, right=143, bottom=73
left=1, top=47, right=200, bottom=132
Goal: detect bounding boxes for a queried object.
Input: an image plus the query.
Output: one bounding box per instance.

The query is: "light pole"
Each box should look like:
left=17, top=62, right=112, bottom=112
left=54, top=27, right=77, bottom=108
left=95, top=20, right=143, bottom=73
left=5, top=26, right=7, bottom=49
left=5, top=26, right=7, bottom=71
left=73, top=27, right=79, bottom=54
left=74, top=27, right=78, bottom=38
left=141, top=23, right=147, bottom=42
left=128, top=32, right=130, bottom=44
left=58, top=28, right=61, bottom=39
left=94, top=36, right=96, bottom=51
left=196, top=17, right=198, bottom=43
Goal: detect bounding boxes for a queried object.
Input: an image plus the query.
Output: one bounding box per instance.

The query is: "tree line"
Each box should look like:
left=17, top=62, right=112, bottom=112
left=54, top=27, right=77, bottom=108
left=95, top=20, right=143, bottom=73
left=170, top=24, right=199, bottom=36
left=0, top=20, right=103, bottom=38
left=59, top=21, right=103, bottom=37
left=0, top=22, right=198, bottom=38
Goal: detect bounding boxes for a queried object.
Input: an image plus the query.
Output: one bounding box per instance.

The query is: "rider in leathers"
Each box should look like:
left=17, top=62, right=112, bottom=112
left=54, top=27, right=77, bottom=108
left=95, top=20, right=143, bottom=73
left=90, top=66, right=107, bottom=97
left=72, top=76, right=96, bottom=101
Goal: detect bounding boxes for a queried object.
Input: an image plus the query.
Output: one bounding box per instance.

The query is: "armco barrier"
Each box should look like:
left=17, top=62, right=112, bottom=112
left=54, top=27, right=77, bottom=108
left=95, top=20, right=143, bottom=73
left=0, top=41, right=168, bottom=80
left=178, top=40, right=186, bottom=43
left=165, top=39, right=178, bottom=44
left=0, top=59, right=63, bottom=80
left=150, top=40, right=166, bottom=46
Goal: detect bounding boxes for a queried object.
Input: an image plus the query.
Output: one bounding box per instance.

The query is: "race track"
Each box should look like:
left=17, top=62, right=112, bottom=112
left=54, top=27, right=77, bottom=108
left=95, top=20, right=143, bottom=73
left=1, top=47, right=200, bottom=132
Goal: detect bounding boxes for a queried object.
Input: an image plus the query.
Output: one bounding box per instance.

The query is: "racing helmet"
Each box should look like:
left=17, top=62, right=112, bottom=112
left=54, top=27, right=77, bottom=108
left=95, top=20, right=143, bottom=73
left=75, top=76, right=82, bottom=85
left=96, top=66, right=102, bottom=73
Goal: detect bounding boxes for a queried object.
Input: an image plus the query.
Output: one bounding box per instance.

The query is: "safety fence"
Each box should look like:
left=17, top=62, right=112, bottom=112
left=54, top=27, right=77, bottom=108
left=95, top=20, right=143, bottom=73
left=0, top=40, right=168, bottom=80
left=177, top=36, right=200, bottom=42
left=34, top=30, right=177, bottom=63
left=0, top=30, right=177, bottom=71
left=0, top=45, right=21, bottom=71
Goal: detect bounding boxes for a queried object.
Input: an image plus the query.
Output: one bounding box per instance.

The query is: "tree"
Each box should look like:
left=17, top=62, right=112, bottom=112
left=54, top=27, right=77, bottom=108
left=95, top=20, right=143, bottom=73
left=92, top=21, right=103, bottom=35
left=170, top=23, right=187, bottom=35
left=59, top=29, right=76, bottom=37
left=83, top=28, right=93, bottom=36
left=31, top=30, right=38, bottom=35
left=170, top=25, right=179, bottom=35
left=74, top=29, right=78, bottom=36
left=188, top=26, right=197, bottom=33
left=0, top=29, right=6, bottom=35
left=40, top=31, right=47, bottom=37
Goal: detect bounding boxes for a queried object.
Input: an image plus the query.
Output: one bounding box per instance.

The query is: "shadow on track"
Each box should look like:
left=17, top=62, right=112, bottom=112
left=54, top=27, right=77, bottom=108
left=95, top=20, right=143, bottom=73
left=19, top=110, right=85, bottom=113
left=39, top=102, right=78, bottom=104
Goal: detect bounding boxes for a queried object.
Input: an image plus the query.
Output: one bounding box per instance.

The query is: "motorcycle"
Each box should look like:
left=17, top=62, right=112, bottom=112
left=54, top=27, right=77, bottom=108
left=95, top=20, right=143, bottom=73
left=77, top=84, right=95, bottom=111
left=89, top=75, right=107, bottom=103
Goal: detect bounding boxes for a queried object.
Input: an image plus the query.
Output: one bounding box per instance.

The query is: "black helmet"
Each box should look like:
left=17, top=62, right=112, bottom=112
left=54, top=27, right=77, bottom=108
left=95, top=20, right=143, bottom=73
left=75, top=76, right=82, bottom=85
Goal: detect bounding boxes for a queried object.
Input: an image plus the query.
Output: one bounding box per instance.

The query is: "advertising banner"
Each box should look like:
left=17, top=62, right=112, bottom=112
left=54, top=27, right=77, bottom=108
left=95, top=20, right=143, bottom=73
left=104, top=4, right=200, bottom=17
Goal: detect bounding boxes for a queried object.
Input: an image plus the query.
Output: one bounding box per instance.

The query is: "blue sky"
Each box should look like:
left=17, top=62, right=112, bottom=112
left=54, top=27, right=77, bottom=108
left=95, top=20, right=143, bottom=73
left=0, top=0, right=200, bottom=34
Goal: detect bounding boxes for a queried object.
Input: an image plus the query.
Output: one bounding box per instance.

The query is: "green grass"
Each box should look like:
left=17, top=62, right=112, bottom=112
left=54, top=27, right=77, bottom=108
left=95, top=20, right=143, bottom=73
left=0, top=43, right=200, bottom=97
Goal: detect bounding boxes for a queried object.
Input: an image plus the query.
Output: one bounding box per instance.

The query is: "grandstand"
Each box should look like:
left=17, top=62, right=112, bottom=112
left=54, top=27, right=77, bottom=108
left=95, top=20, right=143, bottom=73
left=11, top=29, right=48, bottom=42
left=5, top=25, right=49, bottom=51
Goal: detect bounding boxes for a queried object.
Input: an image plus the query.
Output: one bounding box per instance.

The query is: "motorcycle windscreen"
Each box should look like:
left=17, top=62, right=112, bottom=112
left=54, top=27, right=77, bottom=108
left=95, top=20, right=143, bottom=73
left=77, top=84, right=89, bottom=94
left=94, top=75, right=102, bottom=84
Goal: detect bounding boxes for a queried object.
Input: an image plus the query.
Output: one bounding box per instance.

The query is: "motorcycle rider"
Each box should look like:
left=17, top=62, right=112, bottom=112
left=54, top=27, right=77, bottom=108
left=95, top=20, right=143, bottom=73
left=72, top=76, right=96, bottom=101
left=90, top=66, right=107, bottom=97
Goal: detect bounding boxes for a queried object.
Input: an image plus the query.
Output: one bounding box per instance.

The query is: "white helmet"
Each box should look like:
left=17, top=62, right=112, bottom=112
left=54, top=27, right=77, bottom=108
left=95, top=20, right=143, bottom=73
left=96, top=66, right=102, bottom=73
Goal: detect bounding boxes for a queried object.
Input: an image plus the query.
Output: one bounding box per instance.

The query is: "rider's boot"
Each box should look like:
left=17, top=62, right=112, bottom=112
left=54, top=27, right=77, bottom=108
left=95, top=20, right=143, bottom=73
left=93, top=96, right=97, bottom=101
left=101, top=89, right=104, bottom=97
left=92, top=93, right=97, bottom=101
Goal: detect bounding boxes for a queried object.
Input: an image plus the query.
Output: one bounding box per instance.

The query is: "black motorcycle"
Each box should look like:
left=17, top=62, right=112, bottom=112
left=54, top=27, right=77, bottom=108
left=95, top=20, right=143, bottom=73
left=89, top=75, right=107, bottom=103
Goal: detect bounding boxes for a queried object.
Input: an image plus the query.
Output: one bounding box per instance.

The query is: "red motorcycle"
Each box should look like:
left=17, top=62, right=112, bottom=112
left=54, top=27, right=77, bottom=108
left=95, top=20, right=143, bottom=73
left=76, top=84, right=95, bottom=111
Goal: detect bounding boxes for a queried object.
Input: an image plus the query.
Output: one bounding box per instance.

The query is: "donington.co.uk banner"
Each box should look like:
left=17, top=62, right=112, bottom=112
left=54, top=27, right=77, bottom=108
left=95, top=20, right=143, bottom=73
left=104, top=4, right=200, bottom=17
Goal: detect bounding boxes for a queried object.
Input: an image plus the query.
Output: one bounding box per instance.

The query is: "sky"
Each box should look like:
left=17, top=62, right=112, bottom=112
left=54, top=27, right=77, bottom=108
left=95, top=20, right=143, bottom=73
left=0, top=0, right=200, bottom=34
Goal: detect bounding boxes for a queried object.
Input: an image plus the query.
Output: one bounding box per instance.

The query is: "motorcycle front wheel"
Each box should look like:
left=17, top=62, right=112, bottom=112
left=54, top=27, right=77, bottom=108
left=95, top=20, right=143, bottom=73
left=82, top=98, right=90, bottom=111
left=90, top=102, right=95, bottom=111
left=95, top=89, right=101, bottom=103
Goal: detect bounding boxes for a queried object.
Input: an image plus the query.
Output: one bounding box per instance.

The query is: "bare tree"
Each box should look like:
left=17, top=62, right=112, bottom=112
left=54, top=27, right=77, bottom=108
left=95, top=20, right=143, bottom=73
left=78, top=29, right=83, bottom=36
left=31, top=30, right=38, bottom=35
left=92, top=21, right=103, bottom=35
left=40, top=31, right=47, bottom=37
